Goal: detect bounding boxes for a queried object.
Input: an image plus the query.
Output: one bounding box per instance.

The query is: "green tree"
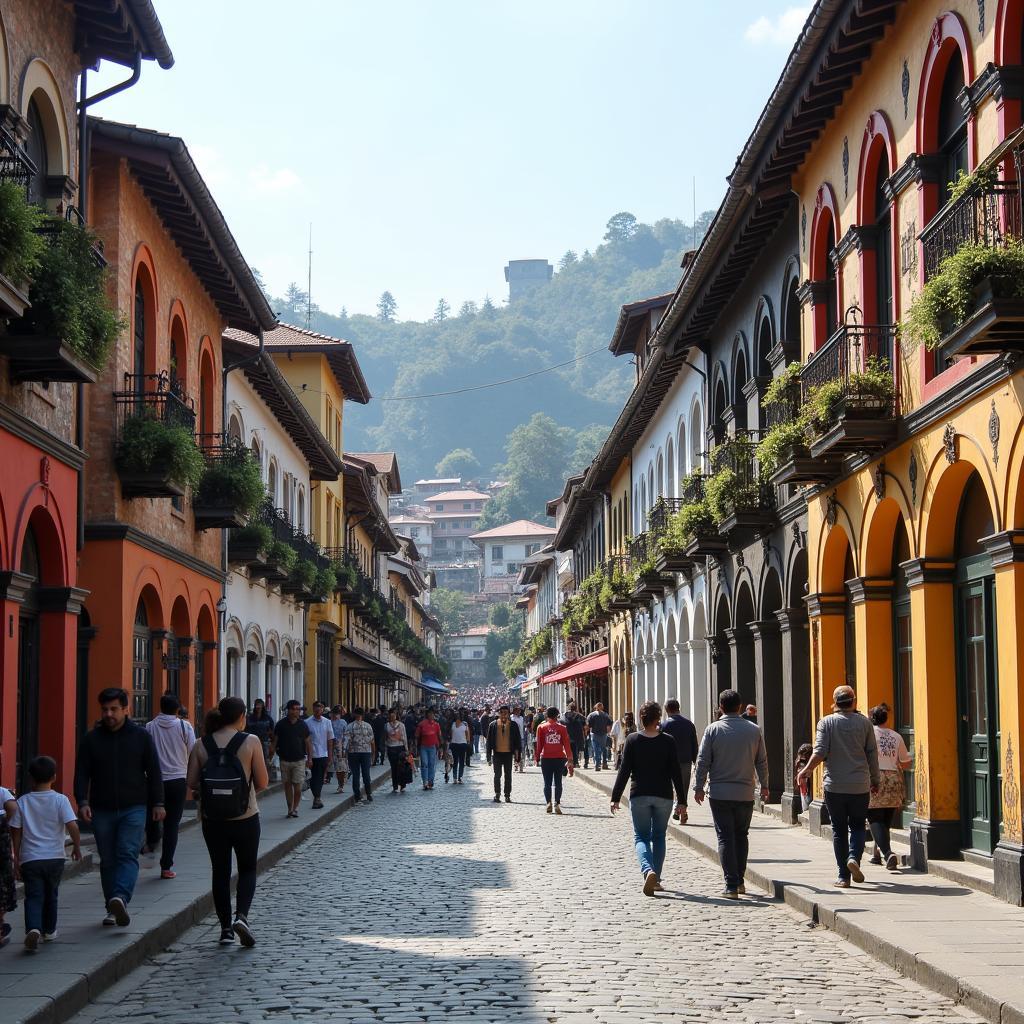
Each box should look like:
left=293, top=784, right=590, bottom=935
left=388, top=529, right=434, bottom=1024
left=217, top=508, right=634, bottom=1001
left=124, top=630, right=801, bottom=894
left=432, top=297, right=451, bottom=323
left=480, top=295, right=496, bottom=318
left=571, top=423, right=610, bottom=474
left=558, top=250, right=578, bottom=270
left=435, top=447, right=480, bottom=478
left=458, top=300, right=478, bottom=317
left=490, top=602, right=511, bottom=627
left=486, top=615, right=524, bottom=678
left=430, top=588, right=469, bottom=635
left=377, top=290, right=398, bottom=322
left=604, top=211, right=638, bottom=243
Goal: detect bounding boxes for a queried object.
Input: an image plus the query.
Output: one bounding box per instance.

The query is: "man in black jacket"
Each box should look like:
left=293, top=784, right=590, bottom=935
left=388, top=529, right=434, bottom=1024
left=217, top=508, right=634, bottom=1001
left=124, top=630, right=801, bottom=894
left=486, top=706, right=522, bottom=803
left=561, top=704, right=586, bottom=767
left=661, top=699, right=699, bottom=824
left=74, top=687, right=164, bottom=928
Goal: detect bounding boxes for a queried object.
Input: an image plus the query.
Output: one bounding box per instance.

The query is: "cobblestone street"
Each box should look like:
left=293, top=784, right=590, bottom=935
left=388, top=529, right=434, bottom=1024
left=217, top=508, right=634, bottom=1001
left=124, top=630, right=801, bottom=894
left=67, top=764, right=982, bottom=1024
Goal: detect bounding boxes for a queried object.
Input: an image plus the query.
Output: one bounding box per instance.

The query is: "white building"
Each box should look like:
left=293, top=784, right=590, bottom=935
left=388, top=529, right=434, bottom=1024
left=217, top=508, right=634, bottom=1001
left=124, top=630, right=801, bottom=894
left=221, top=333, right=344, bottom=715
left=389, top=514, right=434, bottom=559
left=470, top=520, right=557, bottom=595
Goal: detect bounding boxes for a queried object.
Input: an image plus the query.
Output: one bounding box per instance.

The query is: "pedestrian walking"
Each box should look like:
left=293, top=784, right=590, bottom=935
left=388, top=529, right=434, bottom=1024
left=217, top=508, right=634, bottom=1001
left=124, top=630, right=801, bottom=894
left=661, top=699, right=698, bottom=825
left=611, top=711, right=636, bottom=768
left=371, top=708, right=388, bottom=766
left=10, top=756, right=81, bottom=950
left=794, top=743, right=814, bottom=812
left=187, top=696, right=268, bottom=947
left=145, top=692, right=196, bottom=878
left=448, top=712, right=471, bottom=784
left=535, top=707, right=574, bottom=814
left=74, top=687, right=165, bottom=927
left=415, top=709, right=443, bottom=790
left=741, top=705, right=758, bottom=723
left=473, top=710, right=487, bottom=760
left=304, top=702, right=334, bottom=809
left=561, top=703, right=586, bottom=767
left=0, top=757, right=18, bottom=947
left=404, top=706, right=420, bottom=763
left=866, top=703, right=911, bottom=872
left=511, top=707, right=527, bottom=773
left=384, top=710, right=409, bottom=793
left=269, top=700, right=311, bottom=818
left=330, top=706, right=349, bottom=793
left=586, top=702, right=613, bottom=770
left=610, top=701, right=686, bottom=897
left=693, top=689, right=769, bottom=899
left=347, top=708, right=376, bottom=804
left=486, top=705, right=522, bottom=803
left=245, top=699, right=275, bottom=776
left=796, top=685, right=880, bottom=888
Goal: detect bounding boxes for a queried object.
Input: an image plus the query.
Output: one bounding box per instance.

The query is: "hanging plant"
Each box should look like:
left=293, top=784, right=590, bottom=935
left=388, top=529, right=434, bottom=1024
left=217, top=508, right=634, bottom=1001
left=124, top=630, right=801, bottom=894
left=0, top=181, right=44, bottom=284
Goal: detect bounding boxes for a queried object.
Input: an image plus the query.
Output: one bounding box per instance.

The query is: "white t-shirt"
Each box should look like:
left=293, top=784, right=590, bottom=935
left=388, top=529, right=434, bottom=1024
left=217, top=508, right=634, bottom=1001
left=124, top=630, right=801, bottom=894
left=874, top=726, right=911, bottom=773
left=10, top=790, right=76, bottom=863
left=450, top=722, right=471, bottom=744
left=0, top=786, right=14, bottom=822
left=305, top=716, right=334, bottom=759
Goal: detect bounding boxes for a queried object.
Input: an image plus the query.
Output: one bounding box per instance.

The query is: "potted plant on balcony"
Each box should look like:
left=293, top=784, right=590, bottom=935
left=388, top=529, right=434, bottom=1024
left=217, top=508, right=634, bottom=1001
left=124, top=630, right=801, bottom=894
left=679, top=496, right=727, bottom=559
left=282, top=558, right=317, bottom=599
left=599, top=561, right=635, bottom=611
left=228, top=522, right=272, bottom=566
left=115, top=409, right=205, bottom=499
left=903, top=236, right=1024, bottom=358
left=193, top=443, right=265, bottom=530
left=258, top=540, right=296, bottom=584
left=0, top=180, right=44, bottom=319
left=4, top=217, right=123, bottom=383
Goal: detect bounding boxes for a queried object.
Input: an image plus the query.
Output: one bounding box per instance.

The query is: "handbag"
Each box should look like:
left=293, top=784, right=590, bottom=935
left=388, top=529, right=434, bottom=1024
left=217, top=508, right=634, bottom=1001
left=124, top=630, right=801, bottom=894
left=869, top=768, right=905, bottom=809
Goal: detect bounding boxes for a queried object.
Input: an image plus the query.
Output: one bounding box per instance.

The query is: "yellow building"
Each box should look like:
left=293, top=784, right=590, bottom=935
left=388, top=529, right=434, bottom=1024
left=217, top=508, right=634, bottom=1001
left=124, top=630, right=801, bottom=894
left=751, top=0, right=1024, bottom=903
left=264, top=324, right=371, bottom=706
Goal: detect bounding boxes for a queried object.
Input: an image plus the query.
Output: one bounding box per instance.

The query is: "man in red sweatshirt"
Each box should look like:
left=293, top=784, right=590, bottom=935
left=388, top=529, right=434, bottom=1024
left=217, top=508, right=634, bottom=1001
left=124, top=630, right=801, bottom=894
left=534, top=707, right=574, bottom=814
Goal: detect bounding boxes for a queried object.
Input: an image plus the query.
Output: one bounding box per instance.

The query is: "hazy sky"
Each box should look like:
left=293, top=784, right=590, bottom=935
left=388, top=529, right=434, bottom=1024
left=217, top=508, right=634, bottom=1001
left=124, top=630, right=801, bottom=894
left=91, top=1, right=810, bottom=321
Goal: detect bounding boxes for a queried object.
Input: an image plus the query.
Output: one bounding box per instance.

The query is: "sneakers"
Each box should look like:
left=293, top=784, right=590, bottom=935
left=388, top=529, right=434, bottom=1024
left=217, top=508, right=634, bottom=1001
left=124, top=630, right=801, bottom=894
left=847, top=857, right=864, bottom=883
left=102, top=913, right=116, bottom=927
left=642, top=870, right=660, bottom=896
left=232, top=914, right=256, bottom=948
left=834, top=878, right=851, bottom=888
left=160, top=869, right=176, bottom=879
left=219, top=927, right=235, bottom=945
left=505, top=794, right=511, bottom=803
left=287, top=810, right=298, bottom=818
left=24, top=929, right=41, bottom=951
left=365, top=795, right=373, bottom=803
left=312, top=800, right=324, bottom=809
left=546, top=802, right=553, bottom=813
left=720, top=888, right=739, bottom=900
left=886, top=852, right=900, bottom=871
left=554, top=804, right=563, bottom=815
left=106, top=896, right=130, bottom=927
left=43, top=932, right=57, bottom=942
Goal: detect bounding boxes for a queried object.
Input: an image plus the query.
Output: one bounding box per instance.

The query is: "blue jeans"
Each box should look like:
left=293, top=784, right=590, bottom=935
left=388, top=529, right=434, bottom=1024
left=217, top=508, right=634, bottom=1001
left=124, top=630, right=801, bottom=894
left=420, top=746, right=438, bottom=785
left=825, top=790, right=870, bottom=880
left=347, top=752, right=372, bottom=799
left=91, top=804, right=147, bottom=905
left=629, top=796, right=673, bottom=876
left=591, top=734, right=609, bottom=767
left=21, top=858, right=64, bottom=934
left=540, top=758, right=565, bottom=804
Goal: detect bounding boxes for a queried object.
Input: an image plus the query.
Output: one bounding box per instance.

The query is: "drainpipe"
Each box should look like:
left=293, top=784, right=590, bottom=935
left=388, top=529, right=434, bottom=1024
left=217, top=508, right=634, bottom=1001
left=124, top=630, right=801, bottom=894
left=74, top=56, right=144, bottom=550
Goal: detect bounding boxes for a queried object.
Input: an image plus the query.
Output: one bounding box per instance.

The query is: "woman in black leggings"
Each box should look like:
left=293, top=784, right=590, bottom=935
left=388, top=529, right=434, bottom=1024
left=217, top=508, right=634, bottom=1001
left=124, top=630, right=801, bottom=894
left=187, top=696, right=268, bottom=947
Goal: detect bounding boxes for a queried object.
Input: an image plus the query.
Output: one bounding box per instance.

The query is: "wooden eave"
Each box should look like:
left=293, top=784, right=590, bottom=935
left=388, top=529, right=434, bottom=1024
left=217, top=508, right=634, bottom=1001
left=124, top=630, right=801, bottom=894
left=74, top=0, right=174, bottom=70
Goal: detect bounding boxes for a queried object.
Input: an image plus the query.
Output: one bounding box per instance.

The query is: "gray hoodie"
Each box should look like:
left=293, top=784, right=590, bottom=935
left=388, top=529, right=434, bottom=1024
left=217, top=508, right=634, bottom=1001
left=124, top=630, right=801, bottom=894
left=694, top=714, right=768, bottom=802
left=146, top=714, right=196, bottom=781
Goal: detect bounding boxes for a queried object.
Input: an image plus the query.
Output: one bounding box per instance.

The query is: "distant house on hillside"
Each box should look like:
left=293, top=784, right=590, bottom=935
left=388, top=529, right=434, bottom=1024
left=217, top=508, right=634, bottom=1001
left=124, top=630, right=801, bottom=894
left=424, top=489, right=491, bottom=563
left=470, top=520, right=557, bottom=597
left=414, top=477, right=461, bottom=496
left=447, top=625, right=492, bottom=686
left=389, top=514, right=434, bottom=560
left=505, top=259, right=553, bottom=302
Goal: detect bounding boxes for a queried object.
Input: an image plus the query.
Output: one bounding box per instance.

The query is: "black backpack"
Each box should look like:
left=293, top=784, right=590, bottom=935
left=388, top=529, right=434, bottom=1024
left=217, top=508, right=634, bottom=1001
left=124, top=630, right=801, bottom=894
left=200, top=733, right=250, bottom=819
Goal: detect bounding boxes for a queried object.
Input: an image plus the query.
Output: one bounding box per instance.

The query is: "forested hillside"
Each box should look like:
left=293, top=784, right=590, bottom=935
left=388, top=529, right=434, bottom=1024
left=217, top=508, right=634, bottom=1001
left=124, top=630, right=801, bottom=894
left=266, top=210, right=713, bottom=485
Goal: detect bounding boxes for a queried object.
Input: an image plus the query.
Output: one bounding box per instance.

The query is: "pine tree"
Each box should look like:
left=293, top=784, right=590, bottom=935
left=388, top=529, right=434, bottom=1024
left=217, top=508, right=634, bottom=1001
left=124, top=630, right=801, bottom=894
left=432, top=298, right=451, bottom=323
left=377, top=290, right=398, bottom=322
left=558, top=250, right=578, bottom=270
left=458, top=300, right=478, bottom=318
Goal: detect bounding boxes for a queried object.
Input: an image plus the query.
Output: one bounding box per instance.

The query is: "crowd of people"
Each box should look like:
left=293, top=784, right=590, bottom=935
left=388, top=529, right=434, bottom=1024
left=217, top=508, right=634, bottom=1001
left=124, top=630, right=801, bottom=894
left=0, top=680, right=904, bottom=952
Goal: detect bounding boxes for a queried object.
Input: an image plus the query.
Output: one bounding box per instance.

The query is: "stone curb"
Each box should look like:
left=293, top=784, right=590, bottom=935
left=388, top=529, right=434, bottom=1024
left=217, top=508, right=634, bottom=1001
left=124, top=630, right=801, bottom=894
left=14, top=767, right=391, bottom=1024
left=575, top=770, right=1024, bottom=1024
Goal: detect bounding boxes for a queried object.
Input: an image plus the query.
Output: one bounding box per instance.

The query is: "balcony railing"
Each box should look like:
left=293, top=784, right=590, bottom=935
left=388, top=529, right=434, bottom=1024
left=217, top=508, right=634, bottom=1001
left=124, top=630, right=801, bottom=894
left=115, top=372, right=196, bottom=433
left=647, top=497, right=685, bottom=537
left=801, top=321, right=899, bottom=416
left=921, top=177, right=1022, bottom=282
left=0, top=123, right=36, bottom=199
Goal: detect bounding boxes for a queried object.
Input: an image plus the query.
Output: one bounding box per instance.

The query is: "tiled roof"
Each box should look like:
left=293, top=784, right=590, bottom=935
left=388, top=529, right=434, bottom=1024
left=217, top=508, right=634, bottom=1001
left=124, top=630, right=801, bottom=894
left=389, top=515, right=433, bottom=526
left=424, top=490, right=490, bottom=502
left=462, top=626, right=493, bottom=636
left=470, top=520, right=556, bottom=540
left=348, top=452, right=402, bottom=492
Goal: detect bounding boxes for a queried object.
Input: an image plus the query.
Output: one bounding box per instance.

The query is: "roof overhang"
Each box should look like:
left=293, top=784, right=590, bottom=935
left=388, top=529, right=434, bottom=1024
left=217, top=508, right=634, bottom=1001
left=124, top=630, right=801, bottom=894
left=608, top=293, right=673, bottom=357
left=89, top=118, right=275, bottom=334
left=74, top=1, right=174, bottom=70
left=264, top=340, right=371, bottom=405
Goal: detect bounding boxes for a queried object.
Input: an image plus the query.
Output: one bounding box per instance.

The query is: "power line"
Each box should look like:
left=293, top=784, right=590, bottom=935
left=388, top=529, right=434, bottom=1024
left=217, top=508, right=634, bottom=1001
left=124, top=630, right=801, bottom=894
left=380, top=347, right=607, bottom=402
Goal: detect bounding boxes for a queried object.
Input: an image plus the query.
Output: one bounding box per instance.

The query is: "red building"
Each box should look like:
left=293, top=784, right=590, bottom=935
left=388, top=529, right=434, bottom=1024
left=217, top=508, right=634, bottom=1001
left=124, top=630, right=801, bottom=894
left=0, top=1, right=171, bottom=792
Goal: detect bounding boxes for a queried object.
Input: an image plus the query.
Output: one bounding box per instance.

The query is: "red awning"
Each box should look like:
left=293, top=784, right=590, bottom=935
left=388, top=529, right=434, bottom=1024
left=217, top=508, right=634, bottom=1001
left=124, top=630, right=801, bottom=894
left=541, top=651, right=609, bottom=685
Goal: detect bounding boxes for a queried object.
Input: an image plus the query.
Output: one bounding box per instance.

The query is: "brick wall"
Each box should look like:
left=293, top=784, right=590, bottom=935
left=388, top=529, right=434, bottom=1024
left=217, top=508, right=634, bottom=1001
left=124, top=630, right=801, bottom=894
left=85, top=152, right=225, bottom=567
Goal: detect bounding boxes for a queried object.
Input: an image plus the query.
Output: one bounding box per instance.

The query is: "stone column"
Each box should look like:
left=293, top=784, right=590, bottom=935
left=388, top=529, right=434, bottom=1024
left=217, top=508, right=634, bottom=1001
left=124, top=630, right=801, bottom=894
left=749, top=618, right=784, bottom=804
left=902, top=558, right=961, bottom=869
left=685, top=638, right=709, bottom=732
left=723, top=625, right=755, bottom=705
left=776, top=607, right=810, bottom=824
left=983, top=532, right=1024, bottom=905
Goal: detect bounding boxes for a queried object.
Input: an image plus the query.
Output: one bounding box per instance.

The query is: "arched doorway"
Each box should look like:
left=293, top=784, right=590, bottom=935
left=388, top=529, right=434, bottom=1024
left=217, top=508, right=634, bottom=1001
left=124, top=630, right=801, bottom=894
left=16, top=526, right=42, bottom=793
left=131, top=596, right=154, bottom=722
left=713, top=593, right=731, bottom=696
left=955, top=471, right=999, bottom=852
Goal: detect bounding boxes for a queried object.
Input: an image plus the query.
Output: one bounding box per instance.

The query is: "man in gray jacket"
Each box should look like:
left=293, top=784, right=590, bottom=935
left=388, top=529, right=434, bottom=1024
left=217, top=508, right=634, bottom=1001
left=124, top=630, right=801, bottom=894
left=797, top=684, right=880, bottom=887
left=694, top=689, right=769, bottom=899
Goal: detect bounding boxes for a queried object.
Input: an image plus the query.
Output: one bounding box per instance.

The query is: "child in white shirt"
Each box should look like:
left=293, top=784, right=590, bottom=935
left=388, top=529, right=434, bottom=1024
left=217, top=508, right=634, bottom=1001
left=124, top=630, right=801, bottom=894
left=10, top=756, right=81, bottom=950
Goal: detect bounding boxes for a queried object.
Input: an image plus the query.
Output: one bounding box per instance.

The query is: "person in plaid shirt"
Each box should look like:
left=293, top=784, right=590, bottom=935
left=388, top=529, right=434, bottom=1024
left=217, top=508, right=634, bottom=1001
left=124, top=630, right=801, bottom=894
left=346, top=708, right=376, bottom=804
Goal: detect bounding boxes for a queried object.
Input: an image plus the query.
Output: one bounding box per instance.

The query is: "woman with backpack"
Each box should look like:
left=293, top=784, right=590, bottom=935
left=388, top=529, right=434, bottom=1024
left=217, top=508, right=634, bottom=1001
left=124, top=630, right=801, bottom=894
left=187, top=696, right=268, bottom=948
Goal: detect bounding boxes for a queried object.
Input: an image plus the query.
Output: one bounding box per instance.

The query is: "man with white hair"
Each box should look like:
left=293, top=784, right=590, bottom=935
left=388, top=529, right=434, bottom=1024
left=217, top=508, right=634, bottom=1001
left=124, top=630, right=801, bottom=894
left=797, top=685, right=880, bottom=888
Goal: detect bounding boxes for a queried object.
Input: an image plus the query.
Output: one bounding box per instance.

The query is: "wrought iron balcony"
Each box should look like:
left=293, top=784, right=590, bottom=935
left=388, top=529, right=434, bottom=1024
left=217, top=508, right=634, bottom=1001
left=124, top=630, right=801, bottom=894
left=0, top=123, right=36, bottom=199
left=801, top=318, right=899, bottom=458
left=709, top=432, right=776, bottom=543
left=191, top=435, right=254, bottom=531
left=920, top=172, right=1024, bottom=359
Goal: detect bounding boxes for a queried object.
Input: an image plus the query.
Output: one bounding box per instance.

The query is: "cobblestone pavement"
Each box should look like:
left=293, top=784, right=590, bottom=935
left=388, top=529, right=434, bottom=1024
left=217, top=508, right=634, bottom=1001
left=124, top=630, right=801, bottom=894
left=68, top=762, right=984, bottom=1024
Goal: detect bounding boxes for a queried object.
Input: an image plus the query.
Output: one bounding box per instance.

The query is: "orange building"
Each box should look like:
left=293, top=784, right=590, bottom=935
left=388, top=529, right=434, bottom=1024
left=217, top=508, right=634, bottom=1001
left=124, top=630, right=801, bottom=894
left=79, top=119, right=274, bottom=726
left=0, top=1, right=171, bottom=792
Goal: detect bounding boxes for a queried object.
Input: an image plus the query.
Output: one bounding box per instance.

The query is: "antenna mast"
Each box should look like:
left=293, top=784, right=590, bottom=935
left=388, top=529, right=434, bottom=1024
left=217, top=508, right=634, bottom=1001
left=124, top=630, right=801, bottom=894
left=306, top=223, right=313, bottom=329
